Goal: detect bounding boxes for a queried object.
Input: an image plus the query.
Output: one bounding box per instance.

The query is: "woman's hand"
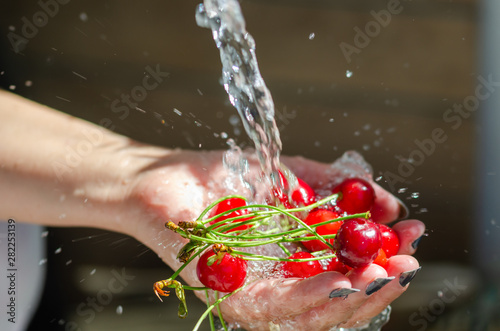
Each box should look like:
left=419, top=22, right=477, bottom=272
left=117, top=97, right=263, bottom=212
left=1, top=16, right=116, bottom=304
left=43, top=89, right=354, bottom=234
left=123, top=149, right=425, bottom=331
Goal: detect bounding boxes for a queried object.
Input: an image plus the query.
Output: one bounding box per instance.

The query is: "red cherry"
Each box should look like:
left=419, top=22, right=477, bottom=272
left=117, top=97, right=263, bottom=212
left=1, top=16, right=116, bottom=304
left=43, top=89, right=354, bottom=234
left=282, top=252, right=323, bottom=278
left=333, top=218, right=382, bottom=268
left=373, top=248, right=388, bottom=269
left=290, top=177, right=316, bottom=207
left=273, top=171, right=316, bottom=208
left=196, top=248, right=247, bottom=292
left=332, top=178, right=375, bottom=214
left=301, top=210, right=342, bottom=252
left=209, top=198, right=252, bottom=232
left=325, top=254, right=350, bottom=274
left=378, top=224, right=400, bottom=258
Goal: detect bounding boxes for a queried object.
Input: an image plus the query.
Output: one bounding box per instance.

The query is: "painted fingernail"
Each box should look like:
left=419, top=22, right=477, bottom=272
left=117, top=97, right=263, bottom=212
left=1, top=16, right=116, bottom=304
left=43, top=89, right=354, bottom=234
left=399, top=267, right=422, bottom=287
left=412, top=233, right=428, bottom=250
left=329, top=288, right=360, bottom=299
left=396, top=197, right=409, bottom=220
left=365, top=277, right=395, bottom=296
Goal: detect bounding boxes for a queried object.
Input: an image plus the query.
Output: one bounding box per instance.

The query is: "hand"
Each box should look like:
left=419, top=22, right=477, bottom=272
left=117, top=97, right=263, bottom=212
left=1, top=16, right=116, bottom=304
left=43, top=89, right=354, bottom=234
left=122, top=149, right=425, bottom=331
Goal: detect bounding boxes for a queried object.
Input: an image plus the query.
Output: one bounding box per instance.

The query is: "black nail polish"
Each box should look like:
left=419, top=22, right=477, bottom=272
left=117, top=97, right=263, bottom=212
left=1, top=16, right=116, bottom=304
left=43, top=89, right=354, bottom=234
left=412, top=234, right=428, bottom=250
left=329, top=288, right=360, bottom=299
left=365, top=277, right=395, bottom=296
left=399, top=267, right=422, bottom=287
left=396, top=197, right=409, bottom=220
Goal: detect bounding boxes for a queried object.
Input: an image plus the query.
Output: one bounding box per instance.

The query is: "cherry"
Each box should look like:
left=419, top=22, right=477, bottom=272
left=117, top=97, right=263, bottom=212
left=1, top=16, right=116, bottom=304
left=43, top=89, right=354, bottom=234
left=373, top=248, right=388, bottom=269
left=196, top=248, right=247, bottom=292
left=325, top=254, right=350, bottom=274
left=377, top=223, right=400, bottom=258
left=301, top=209, right=342, bottom=252
left=282, top=251, right=323, bottom=278
left=333, top=218, right=382, bottom=268
left=332, top=178, right=375, bottom=214
left=290, top=177, right=316, bottom=207
left=209, top=198, right=252, bottom=232
left=273, top=171, right=316, bottom=208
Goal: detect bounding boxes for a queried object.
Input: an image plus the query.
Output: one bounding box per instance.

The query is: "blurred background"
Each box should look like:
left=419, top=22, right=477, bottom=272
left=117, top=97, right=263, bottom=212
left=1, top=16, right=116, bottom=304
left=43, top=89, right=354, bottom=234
left=1, top=0, right=498, bottom=330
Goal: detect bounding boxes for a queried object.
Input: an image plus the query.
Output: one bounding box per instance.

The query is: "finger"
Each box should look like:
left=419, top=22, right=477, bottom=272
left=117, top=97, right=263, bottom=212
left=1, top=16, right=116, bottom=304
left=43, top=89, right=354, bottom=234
left=370, top=183, right=408, bottom=223
left=283, top=265, right=388, bottom=331
left=220, top=271, right=351, bottom=324
left=392, top=219, right=426, bottom=255
left=340, top=255, right=420, bottom=328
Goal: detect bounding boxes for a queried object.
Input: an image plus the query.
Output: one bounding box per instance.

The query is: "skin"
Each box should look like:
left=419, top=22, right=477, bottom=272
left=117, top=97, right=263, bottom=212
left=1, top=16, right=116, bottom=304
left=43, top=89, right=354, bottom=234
left=0, top=90, right=425, bottom=330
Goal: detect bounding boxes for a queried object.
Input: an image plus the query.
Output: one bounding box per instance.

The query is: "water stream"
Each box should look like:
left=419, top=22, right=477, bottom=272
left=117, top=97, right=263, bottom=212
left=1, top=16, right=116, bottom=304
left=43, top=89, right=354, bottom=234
left=195, top=0, right=283, bottom=195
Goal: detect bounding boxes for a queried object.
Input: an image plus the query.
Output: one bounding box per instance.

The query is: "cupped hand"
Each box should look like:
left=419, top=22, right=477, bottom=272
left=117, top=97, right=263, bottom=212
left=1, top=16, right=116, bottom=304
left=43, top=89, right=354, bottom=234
left=122, top=148, right=425, bottom=331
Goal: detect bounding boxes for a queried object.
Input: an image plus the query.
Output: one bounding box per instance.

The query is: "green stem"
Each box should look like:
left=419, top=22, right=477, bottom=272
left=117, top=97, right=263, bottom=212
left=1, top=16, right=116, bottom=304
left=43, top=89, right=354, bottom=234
left=170, top=243, right=210, bottom=281
left=232, top=249, right=336, bottom=262
left=215, top=291, right=228, bottom=331
left=193, top=287, right=245, bottom=331
left=205, top=290, right=215, bottom=331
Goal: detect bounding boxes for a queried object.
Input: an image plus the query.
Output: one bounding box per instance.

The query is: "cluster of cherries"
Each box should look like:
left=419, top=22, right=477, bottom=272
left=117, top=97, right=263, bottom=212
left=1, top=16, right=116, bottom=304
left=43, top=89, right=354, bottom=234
left=196, top=174, right=400, bottom=293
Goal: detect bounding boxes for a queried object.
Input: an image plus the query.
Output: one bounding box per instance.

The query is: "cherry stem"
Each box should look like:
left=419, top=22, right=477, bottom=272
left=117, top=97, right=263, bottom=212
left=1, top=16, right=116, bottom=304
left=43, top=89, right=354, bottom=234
left=193, top=286, right=246, bottom=331
left=205, top=290, right=216, bottom=331
left=231, top=249, right=336, bottom=262
left=170, top=243, right=210, bottom=281
left=215, top=291, right=228, bottom=331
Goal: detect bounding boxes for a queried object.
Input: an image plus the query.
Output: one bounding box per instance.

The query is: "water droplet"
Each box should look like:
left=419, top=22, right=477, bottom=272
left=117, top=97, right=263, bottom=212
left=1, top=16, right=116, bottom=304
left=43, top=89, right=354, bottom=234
left=354, top=131, right=360, bottom=136
left=59, top=214, right=66, bottom=219
left=116, top=305, right=123, bottom=315
left=79, top=12, right=88, bottom=22
left=25, top=80, right=33, bottom=87
left=308, top=33, right=315, bottom=40
left=346, top=70, right=353, bottom=78
left=39, top=259, right=47, bottom=265
left=221, top=132, right=228, bottom=139
left=54, top=247, right=62, bottom=254
left=411, top=192, right=420, bottom=199
left=375, top=176, right=383, bottom=182
left=437, top=290, right=443, bottom=298
left=8, top=26, right=15, bottom=31
left=173, top=108, right=182, bottom=116
left=41, top=231, right=49, bottom=238
left=90, top=268, right=96, bottom=275
left=9, top=85, right=16, bottom=90
left=197, top=89, right=203, bottom=96
left=362, top=144, right=370, bottom=151
left=419, top=207, right=428, bottom=213
left=66, top=259, right=73, bottom=266
left=398, top=188, right=408, bottom=194
left=329, top=118, right=334, bottom=122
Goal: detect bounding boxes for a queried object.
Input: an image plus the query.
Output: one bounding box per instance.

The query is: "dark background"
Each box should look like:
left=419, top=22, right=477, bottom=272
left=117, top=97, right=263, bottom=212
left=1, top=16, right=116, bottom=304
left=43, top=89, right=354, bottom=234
left=1, top=0, right=496, bottom=330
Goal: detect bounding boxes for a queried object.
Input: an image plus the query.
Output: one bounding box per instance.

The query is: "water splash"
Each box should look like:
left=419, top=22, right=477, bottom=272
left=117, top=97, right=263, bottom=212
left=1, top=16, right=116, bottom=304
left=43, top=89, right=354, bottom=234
left=196, top=0, right=282, bottom=188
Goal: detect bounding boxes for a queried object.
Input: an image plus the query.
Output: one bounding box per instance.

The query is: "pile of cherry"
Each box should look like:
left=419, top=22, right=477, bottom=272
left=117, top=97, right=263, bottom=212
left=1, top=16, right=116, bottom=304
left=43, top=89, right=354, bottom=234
left=195, top=174, right=400, bottom=293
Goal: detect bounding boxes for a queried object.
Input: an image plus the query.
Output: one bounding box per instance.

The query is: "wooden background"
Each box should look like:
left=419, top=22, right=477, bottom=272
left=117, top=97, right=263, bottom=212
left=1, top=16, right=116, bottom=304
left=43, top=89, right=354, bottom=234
left=1, top=0, right=494, bottom=330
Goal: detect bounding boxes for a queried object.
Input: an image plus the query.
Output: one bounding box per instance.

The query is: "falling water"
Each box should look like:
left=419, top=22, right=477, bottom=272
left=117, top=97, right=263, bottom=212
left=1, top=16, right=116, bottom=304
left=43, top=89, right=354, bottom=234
left=195, top=0, right=282, bottom=189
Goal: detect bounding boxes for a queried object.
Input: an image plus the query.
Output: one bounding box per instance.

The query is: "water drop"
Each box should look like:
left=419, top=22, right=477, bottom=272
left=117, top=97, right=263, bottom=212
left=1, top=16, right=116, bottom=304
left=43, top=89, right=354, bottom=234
left=437, top=290, right=443, bottom=298
left=8, top=26, right=15, bottom=31
left=346, top=70, right=353, bottom=78
left=116, top=305, right=123, bottom=315
left=90, top=268, right=96, bottom=275
left=375, top=176, right=382, bottom=182
left=398, top=188, right=408, bottom=193
left=221, top=132, right=228, bottom=139
left=79, top=12, right=88, bottom=22
left=173, top=108, right=182, bottom=116
left=39, top=258, right=47, bottom=265
left=41, top=231, right=49, bottom=238
left=66, top=259, right=73, bottom=266
left=59, top=214, right=66, bottom=219
left=9, top=85, right=16, bottom=90
left=308, top=33, right=315, bottom=40
left=25, top=80, right=33, bottom=87
left=329, top=118, right=334, bottom=122
left=54, top=247, right=62, bottom=254
left=410, top=192, right=420, bottom=199
left=197, top=88, right=203, bottom=96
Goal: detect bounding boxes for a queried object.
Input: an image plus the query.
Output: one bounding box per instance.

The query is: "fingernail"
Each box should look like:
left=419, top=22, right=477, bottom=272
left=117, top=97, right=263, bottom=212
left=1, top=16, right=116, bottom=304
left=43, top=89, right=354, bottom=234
left=399, top=267, right=422, bottom=287
left=396, top=197, right=409, bottom=220
left=329, top=288, right=360, bottom=299
left=365, top=277, right=395, bottom=296
left=412, top=234, right=428, bottom=250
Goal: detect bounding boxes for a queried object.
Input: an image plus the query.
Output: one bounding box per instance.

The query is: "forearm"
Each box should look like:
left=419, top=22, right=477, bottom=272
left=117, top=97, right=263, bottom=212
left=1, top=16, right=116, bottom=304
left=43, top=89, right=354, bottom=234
left=0, top=90, right=148, bottom=233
